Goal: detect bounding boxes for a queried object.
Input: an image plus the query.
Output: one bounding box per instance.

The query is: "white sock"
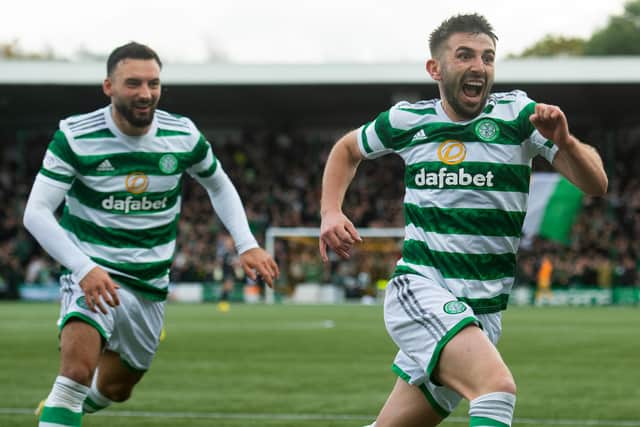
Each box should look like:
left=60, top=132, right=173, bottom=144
left=39, top=375, right=88, bottom=426
left=82, top=373, right=112, bottom=414
left=468, top=392, right=516, bottom=427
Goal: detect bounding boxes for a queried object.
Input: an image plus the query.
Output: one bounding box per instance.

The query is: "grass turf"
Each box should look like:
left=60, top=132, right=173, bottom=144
left=0, top=302, right=637, bottom=426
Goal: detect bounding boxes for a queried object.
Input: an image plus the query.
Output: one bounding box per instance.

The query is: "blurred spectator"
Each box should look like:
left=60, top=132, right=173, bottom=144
left=614, top=252, right=638, bottom=287
left=535, top=255, right=553, bottom=303
left=2, top=124, right=639, bottom=297
left=25, top=252, right=55, bottom=284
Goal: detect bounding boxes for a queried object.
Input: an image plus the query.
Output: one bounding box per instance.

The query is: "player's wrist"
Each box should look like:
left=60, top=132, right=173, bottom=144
left=236, top=239, right=259, bottom=255
left=320, top=205, right=343, bottom=218
left=72, top=260, right=99, bottom=284
left=558, top=133, right=579, bottom=152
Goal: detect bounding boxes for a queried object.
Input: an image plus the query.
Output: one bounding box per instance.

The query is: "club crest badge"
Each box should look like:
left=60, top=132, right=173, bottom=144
left=159, top=154, right=178, bottom=174
left=76, top=296, right=89, bottom=310
left=475, top=119, right=500, bottom=142
left=443, top=300, right=468, bottom=314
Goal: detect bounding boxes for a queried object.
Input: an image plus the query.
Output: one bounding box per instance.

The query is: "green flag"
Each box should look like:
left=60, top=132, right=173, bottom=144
left=523, top=173, right=583, bottom=245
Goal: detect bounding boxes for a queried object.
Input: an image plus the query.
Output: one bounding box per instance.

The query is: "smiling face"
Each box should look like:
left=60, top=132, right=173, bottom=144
left=103, top=58, right=161, bottom=136
left=427, top=32, right=496, bottom=122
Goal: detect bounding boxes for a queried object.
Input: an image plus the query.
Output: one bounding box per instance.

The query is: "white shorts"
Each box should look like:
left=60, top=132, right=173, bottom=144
left=384, top=274, right=503, bottom=417
left=58, top=274, right=165, bottom=371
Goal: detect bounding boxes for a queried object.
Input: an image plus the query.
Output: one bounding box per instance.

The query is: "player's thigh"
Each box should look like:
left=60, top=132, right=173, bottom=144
left=433, top=325, right=515, bottom=400
left=96, top=350, right=145, bottom=401
left=384, top=274, right=478, bottom=384
left=375, top=378, right=443, bottom=427
left=59, top=319, right=103, bottom=384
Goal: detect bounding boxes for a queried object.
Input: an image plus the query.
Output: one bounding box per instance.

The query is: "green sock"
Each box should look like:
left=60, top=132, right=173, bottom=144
left=39, top=376, right=87, bottom=426
left=468, top=392, right=516, bottom=427
left=82, top=372, right=112, bottom=414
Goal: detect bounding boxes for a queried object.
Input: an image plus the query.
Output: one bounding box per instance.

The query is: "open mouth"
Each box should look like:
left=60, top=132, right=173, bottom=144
left=462, top=81, right=483, bottom=98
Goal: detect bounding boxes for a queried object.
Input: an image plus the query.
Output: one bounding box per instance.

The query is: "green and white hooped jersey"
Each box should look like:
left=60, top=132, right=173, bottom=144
left=39, top=106, right=219, bottom=301
left=357, top=90, right=558, bottom=313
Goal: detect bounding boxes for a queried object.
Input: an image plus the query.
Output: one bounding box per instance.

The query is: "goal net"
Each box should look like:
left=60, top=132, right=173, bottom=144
left=264, top=227, right=404, bottom=304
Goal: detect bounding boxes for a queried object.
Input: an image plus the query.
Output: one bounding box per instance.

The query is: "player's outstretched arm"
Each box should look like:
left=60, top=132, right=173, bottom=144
left=319, top=130, right=364, bottom=262
left=530, top=103, right=608, bottom=196
left=23, top=177, right=120, bottom=312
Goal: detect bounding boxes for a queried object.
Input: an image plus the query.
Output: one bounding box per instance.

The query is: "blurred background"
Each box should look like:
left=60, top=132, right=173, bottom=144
left=1, top=0, right=639, bottom=307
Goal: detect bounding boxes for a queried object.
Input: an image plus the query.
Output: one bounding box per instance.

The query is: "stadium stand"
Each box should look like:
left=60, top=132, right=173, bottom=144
left=0, top=59, right=638, bottom=300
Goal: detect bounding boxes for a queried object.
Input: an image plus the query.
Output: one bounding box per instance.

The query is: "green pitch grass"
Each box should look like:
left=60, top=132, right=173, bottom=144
left=0, top=302, right=637, bottom=427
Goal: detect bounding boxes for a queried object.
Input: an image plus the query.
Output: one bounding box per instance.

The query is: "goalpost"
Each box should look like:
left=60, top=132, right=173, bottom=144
left=264, top=227, right=404, bottom=304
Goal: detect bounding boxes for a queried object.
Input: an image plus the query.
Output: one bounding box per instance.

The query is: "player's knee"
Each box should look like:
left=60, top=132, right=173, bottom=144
left=488, top=372, right=517, bottom=396
left=101, top=383, right=134, bottom=402
left=60, top=365, right=93, bottom=386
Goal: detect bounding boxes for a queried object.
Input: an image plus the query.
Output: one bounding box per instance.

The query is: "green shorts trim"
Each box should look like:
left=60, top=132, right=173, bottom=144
left=59, top=314, right=148, bottom=373
left=426, top=316, right=479, bottom=383
left=59, top=312, right=109, bottom=342
left=392, top=363, right=450, bottom=418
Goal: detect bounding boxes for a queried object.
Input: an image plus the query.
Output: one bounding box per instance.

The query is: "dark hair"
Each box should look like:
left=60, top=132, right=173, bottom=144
left=106, top=42, right=162, bottom=76
left=429, top=13, right=498, bottom=57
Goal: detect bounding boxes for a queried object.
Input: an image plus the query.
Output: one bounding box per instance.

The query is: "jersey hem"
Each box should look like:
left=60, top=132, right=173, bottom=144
left=392, top=269, right=509, bottom=313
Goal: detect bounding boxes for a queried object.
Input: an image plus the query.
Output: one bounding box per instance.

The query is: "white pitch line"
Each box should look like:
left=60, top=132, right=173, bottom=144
left=3, top=408, right=640, bottom=426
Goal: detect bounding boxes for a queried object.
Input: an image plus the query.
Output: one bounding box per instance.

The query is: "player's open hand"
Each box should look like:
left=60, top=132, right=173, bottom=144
left=240, top=248, right=280, bottom=288
left=529, top=103, right=575, bottom=150
left=319, top=211, right=362, bottom=262
left=79, top=266, right=120, bottom=314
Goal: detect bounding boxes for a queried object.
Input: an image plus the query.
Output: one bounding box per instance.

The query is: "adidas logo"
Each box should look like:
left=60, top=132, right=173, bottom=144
left=97, top=160, right=114, bottom=172
left=412, top=129, right=427, bottom=141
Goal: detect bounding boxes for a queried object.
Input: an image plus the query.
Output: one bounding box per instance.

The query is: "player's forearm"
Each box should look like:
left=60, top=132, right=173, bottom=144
left=196, top=167, right=258, bottom=254
left=23, top=177, right=97, bottom=282
left=320, top=135, right=362, bottom=216
left=554, top=135, right=608, bottom=196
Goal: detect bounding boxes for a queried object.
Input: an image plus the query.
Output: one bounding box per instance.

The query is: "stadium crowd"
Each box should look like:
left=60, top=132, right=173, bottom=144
left=0, top=126, right=638, bottom=299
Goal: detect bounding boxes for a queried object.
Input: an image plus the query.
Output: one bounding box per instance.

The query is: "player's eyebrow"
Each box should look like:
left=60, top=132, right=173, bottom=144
left=455, top=46, right=495, bottom=56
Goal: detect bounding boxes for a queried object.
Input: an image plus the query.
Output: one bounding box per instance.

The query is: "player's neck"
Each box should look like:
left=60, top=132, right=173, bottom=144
left=440, top=99, right=485, bottom=123
left=441, top=100, right=467, bottom=123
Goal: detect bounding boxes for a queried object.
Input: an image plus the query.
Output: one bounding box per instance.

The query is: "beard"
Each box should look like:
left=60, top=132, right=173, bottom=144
left=113, top=98, right=157, bottom=128
left=441, top=70, right=492, bottom=121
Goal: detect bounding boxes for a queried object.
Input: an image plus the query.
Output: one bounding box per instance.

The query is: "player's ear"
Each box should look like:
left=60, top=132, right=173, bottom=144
left=102, top=77, right=113, bottom=97
left=426, top=58, right=441, bottom=81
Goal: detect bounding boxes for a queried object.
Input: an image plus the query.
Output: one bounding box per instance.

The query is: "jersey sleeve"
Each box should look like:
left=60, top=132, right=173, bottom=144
left=514, top=91, right=559, bottom=164
left=357, top=101, right=433, bottom=159
left=356, top=109, right=396, bottom=159
left=186, top=133, right=219, bottom=178
left=181, top=115, right=218, bottom=178
left=38, top=129, right=77, bottom=189
left=23, top=176, right=97, bottom=283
